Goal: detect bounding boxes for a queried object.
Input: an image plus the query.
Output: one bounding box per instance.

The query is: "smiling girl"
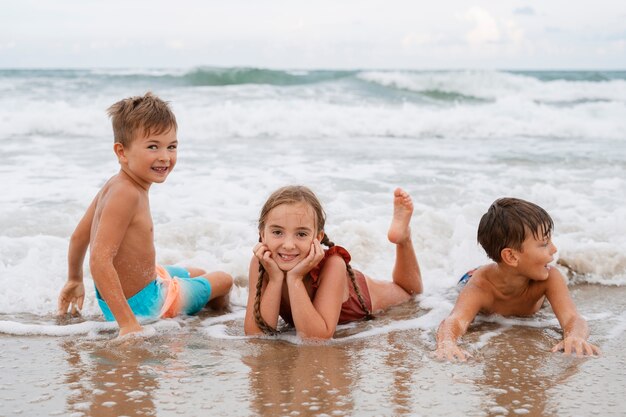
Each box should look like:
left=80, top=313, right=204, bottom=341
left=244, top=185, right=423, bottom=340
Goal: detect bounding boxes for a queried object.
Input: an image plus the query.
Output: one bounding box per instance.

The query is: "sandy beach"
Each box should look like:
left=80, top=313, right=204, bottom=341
left=1, top=283, right=624, bottom=417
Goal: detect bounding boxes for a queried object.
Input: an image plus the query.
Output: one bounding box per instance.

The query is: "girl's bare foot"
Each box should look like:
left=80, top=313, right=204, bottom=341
left=387, top=188, right=413, bottom=244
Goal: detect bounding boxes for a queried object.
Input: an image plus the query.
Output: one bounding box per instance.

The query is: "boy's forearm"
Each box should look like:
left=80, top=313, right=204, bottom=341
left=562, top=315, right=590, bottom=340
left=92, top=262, right=140, bottom=329
left=436, top=317, right=465, bottom=348
left=67, top=230, right=90, bottom=282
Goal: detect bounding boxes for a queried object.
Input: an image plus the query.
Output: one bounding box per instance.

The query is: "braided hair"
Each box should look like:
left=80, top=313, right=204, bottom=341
left=253, top=186, right=373, bottom=335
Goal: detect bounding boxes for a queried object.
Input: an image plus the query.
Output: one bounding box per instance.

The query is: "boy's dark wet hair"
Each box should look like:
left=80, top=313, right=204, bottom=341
left=477, top=197, right=554, bottom=262
left=107, top=92, right=177, bottom=147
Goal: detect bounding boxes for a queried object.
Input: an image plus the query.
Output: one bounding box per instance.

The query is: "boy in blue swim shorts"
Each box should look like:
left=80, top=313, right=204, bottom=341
left=57, top=93, right=233, bottom=337
left=95, top=265, right=215, bottom=321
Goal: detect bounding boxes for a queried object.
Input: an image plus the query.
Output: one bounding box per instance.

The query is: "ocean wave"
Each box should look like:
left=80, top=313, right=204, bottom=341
left=181, top=67, right=356, bottom=86
left=358, top=70, right=626, bottom=105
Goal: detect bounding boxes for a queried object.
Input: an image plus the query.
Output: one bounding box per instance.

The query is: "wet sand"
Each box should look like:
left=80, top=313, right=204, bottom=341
left=1, top=284, right=625, bottom=417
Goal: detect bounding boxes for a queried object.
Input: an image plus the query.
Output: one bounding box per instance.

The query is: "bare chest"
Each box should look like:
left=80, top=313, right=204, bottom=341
left=487, top=289, right=546, bottom=316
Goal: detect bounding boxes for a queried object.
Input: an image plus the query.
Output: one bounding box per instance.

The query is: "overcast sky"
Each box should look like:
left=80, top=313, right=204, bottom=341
left=1, top=0, right=625, bottom=69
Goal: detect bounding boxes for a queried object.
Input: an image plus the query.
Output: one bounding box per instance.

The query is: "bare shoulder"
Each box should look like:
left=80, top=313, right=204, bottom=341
left=460, top=267, right=497, bottom=310
left=325, top=252, right=348, bottom=267
left=105, top=174, right=143, bottom=199
left=319, top=252, right=349, bottom=278
left=97, top=175, right=143, bottom=211
left=544, top=266, right=569, bottom=293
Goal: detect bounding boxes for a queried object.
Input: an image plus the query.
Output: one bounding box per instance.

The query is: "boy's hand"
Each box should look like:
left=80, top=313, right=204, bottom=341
left=551, top=337, right=601, bottom=356
left=434, top=343, right=472, bottom=362
left=254, top=243, right=284, bottom=282
left=108, top=324, right=154, bottom=347
left=286, top=239, right=324, bottom=281
left=58, top=281, right=85, bottom=316
left=118, top=322, right=144, bottom=338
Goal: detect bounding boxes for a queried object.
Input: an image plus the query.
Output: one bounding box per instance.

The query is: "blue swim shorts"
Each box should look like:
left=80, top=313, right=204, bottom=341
left=458, top=268, right=479, bottom=286
left=96, top=265, right=212, bottom=321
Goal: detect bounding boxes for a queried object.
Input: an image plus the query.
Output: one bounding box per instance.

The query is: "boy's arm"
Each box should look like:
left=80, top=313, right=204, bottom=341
left=545, top=268, right=600, bottom=356
left=435, top=285, right=486, bottom=361
left=89, top=186, right=142, bottom=336
left=58, top=197, right=97, bottom=315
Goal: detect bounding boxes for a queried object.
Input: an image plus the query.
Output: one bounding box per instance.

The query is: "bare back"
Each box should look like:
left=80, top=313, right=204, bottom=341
left=91, top=172, right=156, bottom=298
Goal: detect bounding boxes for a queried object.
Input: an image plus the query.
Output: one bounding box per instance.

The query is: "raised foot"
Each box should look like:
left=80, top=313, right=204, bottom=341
left=387, top=188, right=414, bottom=244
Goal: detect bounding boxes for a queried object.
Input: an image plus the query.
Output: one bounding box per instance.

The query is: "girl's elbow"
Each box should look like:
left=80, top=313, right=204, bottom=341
left=298, top=326, right=335, bottom=341
left=244, top=324, right=263, bottom=336
left=243, top=315, right=268, bottom=336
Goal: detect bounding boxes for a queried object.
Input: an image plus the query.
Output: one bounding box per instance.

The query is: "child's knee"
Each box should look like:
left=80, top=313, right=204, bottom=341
left=207, top=271, right=233, bottom=297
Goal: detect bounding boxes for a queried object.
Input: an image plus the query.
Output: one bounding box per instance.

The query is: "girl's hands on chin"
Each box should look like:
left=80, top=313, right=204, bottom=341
left=287, top=239, right=324, bottom=281
left=254, top=242, right=284, bottom=282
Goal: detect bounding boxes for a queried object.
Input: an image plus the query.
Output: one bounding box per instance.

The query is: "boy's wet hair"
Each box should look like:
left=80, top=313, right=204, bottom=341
left=253, top=185, right=372, bottom=334
left=477, top=197, right=554, bottom=262
left=107, top=92, right=177, bottom=146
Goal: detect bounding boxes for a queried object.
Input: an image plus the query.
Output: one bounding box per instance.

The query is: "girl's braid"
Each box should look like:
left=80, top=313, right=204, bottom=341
left=253, top=263, right=279, bottom=335
left=321, top=234, right=373, bottom=320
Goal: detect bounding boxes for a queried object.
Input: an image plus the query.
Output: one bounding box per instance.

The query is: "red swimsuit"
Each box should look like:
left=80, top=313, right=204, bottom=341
left=280, top=246, right=373, bottom=325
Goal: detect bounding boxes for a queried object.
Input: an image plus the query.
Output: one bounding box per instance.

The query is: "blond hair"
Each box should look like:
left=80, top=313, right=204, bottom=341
left=107, top=92, right=177, bottom=146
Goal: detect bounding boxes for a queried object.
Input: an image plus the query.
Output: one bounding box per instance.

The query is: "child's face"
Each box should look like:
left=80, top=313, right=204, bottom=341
left=516, top=231, right=558, bottom=281
left=119, top=127, right=178, bottom=187
left=261, top=202, right=322, bottom=272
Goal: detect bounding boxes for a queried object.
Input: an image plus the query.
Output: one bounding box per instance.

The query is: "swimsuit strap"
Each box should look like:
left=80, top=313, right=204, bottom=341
left=309, top=246, right=352, bottom=289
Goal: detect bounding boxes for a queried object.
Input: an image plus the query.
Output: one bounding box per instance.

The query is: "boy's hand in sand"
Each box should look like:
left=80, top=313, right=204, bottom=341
left=254, top=242, right=284, bottom=282
left=434, top=343, right=472, bottom=362
left=287, top=239, right=324, bottom=281
left=108, top=324, right=154, bottom=347
left=551, top=336, right=601, bottom=357
left=117, top=322, right=144, bottom=338
left=58, top=280, right=85, bottom=316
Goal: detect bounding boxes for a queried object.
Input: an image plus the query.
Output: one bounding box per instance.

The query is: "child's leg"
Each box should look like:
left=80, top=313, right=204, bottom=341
left=387, top=188, right=422, bottom=295
left=186, top=268, right=233, bottom=310
left=369, top=188, right=423, bottom=311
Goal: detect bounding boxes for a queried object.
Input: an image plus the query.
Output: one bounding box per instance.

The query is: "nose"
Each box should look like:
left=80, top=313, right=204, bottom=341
left=550, top=241, right=557, bottom=255
left=282, top=236, right=296, bottom=250
left=158, top=149, right=170, bottom=162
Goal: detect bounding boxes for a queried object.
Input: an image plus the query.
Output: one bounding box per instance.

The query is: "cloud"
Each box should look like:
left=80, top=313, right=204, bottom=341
left=462, top=7, right=526, bottom=47
left=464, top=7, right=501, bottom=45
left=513, top=6, right=536, bottom=16
left=166, top=40, right=186, bottom=50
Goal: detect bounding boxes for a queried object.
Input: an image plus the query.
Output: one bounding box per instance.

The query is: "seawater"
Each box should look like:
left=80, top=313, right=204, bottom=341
left=1, top=68, right=625, bottom=341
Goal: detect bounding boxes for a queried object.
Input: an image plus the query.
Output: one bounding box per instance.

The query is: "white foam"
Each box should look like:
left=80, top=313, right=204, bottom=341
left=1, top=68, right=625, bottom=323
left=606, top=312, right=626, bottom=340
left=0, top=317, right=181, bottom=337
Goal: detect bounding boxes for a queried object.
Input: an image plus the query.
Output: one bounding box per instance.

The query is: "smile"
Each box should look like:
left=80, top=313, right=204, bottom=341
left=278, top=253, right=299, bottom=262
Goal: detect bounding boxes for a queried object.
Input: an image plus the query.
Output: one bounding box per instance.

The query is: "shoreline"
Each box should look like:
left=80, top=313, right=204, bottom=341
left=1, top=284, right=624, bottom=416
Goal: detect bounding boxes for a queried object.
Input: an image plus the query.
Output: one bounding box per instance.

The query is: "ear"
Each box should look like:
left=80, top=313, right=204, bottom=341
left=317, top=230, right=325, bottom=243
left=259, top=231, right=265, bottom=243
left=114, top=142, right=127, bottom=164
left=500, top=248, right=519, bottom=266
